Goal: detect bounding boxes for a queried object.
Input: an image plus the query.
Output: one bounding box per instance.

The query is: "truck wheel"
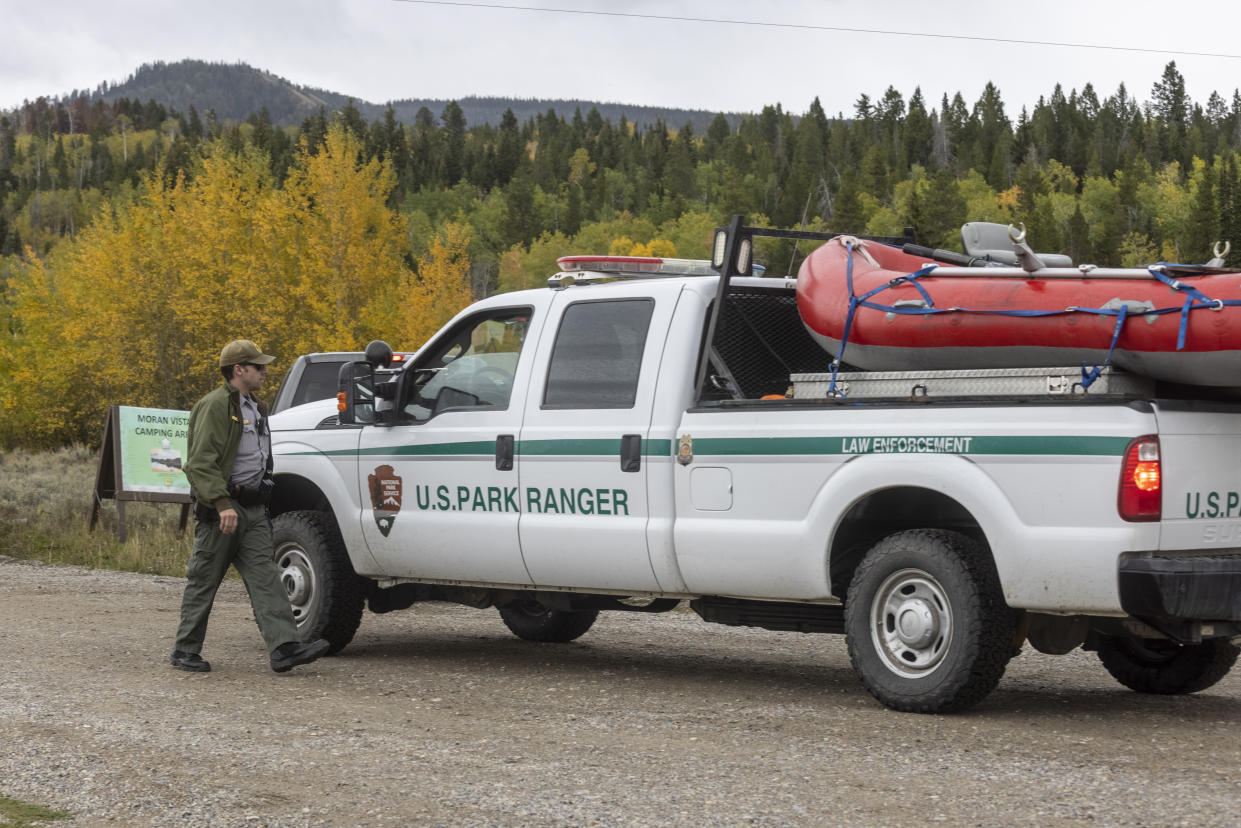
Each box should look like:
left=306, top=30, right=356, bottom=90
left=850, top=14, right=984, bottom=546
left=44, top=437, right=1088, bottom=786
left=1095, top=635, right=1239, bottom=694
left=272, top=510, right=366, bottom=655
left=844, top=529, right=1016, bottom=713
left=498, top=599, right=599, bottom=642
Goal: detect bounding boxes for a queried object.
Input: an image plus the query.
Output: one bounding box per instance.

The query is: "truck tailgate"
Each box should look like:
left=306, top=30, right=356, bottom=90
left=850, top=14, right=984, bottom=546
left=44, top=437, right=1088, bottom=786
left=1157, top=403, right=1241, bottom=550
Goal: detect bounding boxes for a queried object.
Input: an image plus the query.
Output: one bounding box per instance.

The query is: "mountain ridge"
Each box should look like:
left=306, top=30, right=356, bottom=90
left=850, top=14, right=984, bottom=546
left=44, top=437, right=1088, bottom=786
left=82, top=59, right=745, bottom=131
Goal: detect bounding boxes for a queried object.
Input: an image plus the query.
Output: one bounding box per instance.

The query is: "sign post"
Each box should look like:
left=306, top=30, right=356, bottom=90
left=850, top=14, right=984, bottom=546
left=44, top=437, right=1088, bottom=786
left=90, top=405, right=193, bottom=541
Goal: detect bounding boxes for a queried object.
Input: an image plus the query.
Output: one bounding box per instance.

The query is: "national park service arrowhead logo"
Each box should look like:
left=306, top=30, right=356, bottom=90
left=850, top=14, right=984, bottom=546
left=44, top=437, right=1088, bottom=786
left=676, top=433, right=693, bottom=466
left=368, top=464, right=401, bottom=537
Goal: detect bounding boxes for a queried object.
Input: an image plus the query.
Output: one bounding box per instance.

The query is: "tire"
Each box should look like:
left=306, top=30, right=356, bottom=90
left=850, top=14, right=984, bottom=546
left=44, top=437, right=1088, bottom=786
left=1096, top=635, right=1239, bottom=694
left=498, top=599, right=599, bottom=642
left=844, top=529, right=1017, bottom=713
left=271, top=510, right=366, bottom=655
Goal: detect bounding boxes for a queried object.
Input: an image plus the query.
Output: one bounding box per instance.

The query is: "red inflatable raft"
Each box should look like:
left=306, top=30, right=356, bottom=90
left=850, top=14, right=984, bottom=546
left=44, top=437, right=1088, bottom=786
left=796, top=236, right=1241, bottom=386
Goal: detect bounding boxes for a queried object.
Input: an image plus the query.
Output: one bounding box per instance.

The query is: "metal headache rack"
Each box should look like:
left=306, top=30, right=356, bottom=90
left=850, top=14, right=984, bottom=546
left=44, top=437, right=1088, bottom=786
left=697, top=216, right=915, bottom=403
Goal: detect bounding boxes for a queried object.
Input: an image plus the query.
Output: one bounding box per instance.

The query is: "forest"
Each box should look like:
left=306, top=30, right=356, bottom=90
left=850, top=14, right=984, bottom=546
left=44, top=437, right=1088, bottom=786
left=2, top=60, right=1240, bottom=448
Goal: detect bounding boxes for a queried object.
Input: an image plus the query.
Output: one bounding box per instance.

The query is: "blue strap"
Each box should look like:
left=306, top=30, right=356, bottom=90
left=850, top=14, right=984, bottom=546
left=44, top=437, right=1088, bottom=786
left=1147, top=267, right=1219, bottom=350
left=826, top=242, right=859, bottom=396
left=858, top=265, right=938, bottom=306
left=1080, top=304, right=1128, bottom=389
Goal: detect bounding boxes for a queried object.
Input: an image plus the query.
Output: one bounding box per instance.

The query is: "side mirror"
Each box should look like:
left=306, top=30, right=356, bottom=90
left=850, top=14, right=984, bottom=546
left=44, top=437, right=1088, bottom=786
left=365, top=339, right=395, bottom=367
left=337, top=361, right=373, bottom=425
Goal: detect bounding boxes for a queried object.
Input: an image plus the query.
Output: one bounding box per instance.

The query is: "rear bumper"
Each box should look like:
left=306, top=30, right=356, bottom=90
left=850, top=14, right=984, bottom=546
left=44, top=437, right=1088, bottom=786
left=1119, top=555, right=1241, bottom=621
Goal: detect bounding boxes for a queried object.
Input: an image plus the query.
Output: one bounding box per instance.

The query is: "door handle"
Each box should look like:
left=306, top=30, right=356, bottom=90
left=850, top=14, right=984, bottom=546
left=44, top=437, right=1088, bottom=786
left=620, top=434, right=642, bottom=473
left=496, top=434, right=514, bottom=471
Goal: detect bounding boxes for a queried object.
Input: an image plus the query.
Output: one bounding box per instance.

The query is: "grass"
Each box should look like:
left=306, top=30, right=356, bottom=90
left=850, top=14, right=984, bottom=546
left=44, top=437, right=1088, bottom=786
left=0, top=795, right=69, bottom=827
left=0, top=445, right=192, bottom=576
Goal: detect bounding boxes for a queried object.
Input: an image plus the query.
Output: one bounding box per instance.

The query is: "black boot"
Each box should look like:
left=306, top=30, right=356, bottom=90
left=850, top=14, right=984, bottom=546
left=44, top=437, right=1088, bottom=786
left=170, top=650, right=211, bottom=672
left=270, top=639, right=330, bottom=673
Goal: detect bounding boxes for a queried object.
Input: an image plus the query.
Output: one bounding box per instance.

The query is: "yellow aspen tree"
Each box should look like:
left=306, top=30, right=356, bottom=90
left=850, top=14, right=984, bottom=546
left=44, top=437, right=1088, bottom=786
left=3, top=132, right=423, bottom=447
left=281, top=126, right=411, bottom=354
left=1153, top=161, right=1190, bottom=261
left=608, top=236, right=636, bottom=256
left=3, top=249, right=88, bottom=444
left=5, top=152, right=285, bottom=445
left=62, top=152, right=283, bottom=410
left=647, top=238, right=677, bottom=257
left=395, top=221, right=474, bottom=348
left=495, top=231, right=571, bottom=294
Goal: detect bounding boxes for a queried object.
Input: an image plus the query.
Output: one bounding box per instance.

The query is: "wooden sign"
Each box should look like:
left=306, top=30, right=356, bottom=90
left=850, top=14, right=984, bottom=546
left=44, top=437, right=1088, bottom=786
left=90, top=405, right=192, bottom=541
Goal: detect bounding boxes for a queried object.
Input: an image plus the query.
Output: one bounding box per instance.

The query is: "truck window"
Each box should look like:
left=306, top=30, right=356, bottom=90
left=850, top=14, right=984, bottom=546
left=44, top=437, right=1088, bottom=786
left=403, top=309, right=531, bottom=421
left=543, top=298, right=654, bottom=409
left=292, top=360, right=350, bottom=408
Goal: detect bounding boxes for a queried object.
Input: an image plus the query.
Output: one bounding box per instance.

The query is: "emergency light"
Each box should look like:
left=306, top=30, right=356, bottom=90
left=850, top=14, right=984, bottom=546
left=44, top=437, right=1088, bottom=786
left=554, top=256, right=765, bottom=284
left=556, top=256, right=719, bottom=276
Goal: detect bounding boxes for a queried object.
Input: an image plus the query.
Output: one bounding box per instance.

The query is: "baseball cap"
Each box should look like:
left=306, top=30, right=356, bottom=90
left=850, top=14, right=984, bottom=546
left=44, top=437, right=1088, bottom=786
left=219, top=339, right=276, bottom=368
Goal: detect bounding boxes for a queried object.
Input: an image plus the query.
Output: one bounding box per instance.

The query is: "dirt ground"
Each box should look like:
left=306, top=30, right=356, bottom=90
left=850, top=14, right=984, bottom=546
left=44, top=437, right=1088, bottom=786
left=2, top=555, right=1241, bottom=827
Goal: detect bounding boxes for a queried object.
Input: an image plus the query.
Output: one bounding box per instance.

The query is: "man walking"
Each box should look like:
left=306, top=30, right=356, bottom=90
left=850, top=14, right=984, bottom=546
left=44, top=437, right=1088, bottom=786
left=171, top=339, right=329, bottom=673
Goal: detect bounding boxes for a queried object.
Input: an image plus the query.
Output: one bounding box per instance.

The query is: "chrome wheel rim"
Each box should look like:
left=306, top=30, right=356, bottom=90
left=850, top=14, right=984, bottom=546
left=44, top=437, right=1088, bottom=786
left=870, top=568, right=952, bottom=678
left=276, top=543, right=317, bottom=627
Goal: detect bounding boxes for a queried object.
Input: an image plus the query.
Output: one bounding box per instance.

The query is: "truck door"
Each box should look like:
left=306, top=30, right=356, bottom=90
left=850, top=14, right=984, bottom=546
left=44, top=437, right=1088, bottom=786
left=517, top=285, right=679, bottom=591
left=356, top=304, right=539, bottom=585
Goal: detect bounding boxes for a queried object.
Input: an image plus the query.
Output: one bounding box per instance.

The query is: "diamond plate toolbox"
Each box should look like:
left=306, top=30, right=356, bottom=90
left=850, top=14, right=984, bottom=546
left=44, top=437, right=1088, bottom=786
left=790, top=366, right=1155, bottom=400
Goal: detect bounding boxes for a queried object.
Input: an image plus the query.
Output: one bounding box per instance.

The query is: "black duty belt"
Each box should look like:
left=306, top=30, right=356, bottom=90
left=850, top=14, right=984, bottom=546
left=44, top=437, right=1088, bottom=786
left=228, top=481, right=272, bottom=507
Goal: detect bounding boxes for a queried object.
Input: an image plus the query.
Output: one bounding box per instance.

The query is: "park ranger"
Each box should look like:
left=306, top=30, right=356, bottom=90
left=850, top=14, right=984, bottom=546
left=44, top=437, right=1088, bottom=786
left=170, top=339, right=329, bottom=673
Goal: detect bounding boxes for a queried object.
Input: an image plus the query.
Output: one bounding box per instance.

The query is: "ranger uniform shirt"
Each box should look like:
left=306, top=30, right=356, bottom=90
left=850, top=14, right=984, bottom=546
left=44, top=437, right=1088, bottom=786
left=230, top=393, right=268, bottom=488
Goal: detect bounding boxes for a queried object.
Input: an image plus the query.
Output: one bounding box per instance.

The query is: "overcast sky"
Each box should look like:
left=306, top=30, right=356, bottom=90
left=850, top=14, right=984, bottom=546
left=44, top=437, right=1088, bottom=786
left=3, top=0, right=1239, bottom=118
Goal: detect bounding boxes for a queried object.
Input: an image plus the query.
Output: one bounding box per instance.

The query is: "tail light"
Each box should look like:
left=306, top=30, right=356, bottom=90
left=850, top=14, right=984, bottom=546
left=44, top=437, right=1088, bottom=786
left=1118, top=435, right=1160, bottom=522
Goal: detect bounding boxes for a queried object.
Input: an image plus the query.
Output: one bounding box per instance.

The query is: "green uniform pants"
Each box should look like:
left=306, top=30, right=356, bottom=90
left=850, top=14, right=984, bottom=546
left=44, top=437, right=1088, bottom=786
left=174, top=504, right=299, bottom=655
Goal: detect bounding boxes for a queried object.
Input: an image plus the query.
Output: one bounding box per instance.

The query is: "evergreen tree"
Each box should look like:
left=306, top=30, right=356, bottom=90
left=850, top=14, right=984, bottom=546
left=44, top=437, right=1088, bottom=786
left=1219, top=154, right=1241, bottom=259
left=250, top=106, right=274, bottom=154
left=1151, top=61, right=1190, bottom=164
left=876, top=86, right=906, bottom=171
left=564, top=183, right=583, bottom=236
left=496, top=108, right=523, bottom=186
left=300, top=107, right=328, bottom=153
left=502, top=172, right=537, bottom=247
left=1067, top=204, right=1090, bottom=264
left=187, top=105, right=203, bottom=143
left=807, top=96, right=829, bottom=157
left=942, top=93, right=969, bottom=171
left=440, top=101, right=467, bottom=185
left=910, top=168, right=966, bottom=250
left=860, top=145, right=889, bottom=203
left=903, top=88, right=933, bottom=171
left=830, top=170, right=865, bottom=233
left=974, top=82, right=1011, bottom=188
left=774, top=115, right=824, bottom=226
left=664, top=123, right=697, bottom=202
left=1014, top=155, right=1048, bottom=217
left=705, top=113, right=731, bottom=156
left=337, top=100, right=368, bottom=140
left=1183, top=159, right=1219, bottom=263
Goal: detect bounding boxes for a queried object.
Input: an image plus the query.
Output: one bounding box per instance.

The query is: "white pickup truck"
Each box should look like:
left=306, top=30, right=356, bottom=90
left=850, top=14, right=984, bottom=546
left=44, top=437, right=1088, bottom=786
left=267, top=218, right=1241, bottom=712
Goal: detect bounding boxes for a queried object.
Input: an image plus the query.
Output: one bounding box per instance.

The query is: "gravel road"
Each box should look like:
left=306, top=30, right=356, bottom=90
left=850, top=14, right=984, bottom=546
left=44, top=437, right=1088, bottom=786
left=3, top=555, right=1241, bottom=827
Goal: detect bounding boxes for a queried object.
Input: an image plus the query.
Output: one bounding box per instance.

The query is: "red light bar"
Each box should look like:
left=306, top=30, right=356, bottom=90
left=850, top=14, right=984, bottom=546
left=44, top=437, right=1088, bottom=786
left=558, top=256, right=663, bottom=273
left=555, top=255, right=720, bottom=277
